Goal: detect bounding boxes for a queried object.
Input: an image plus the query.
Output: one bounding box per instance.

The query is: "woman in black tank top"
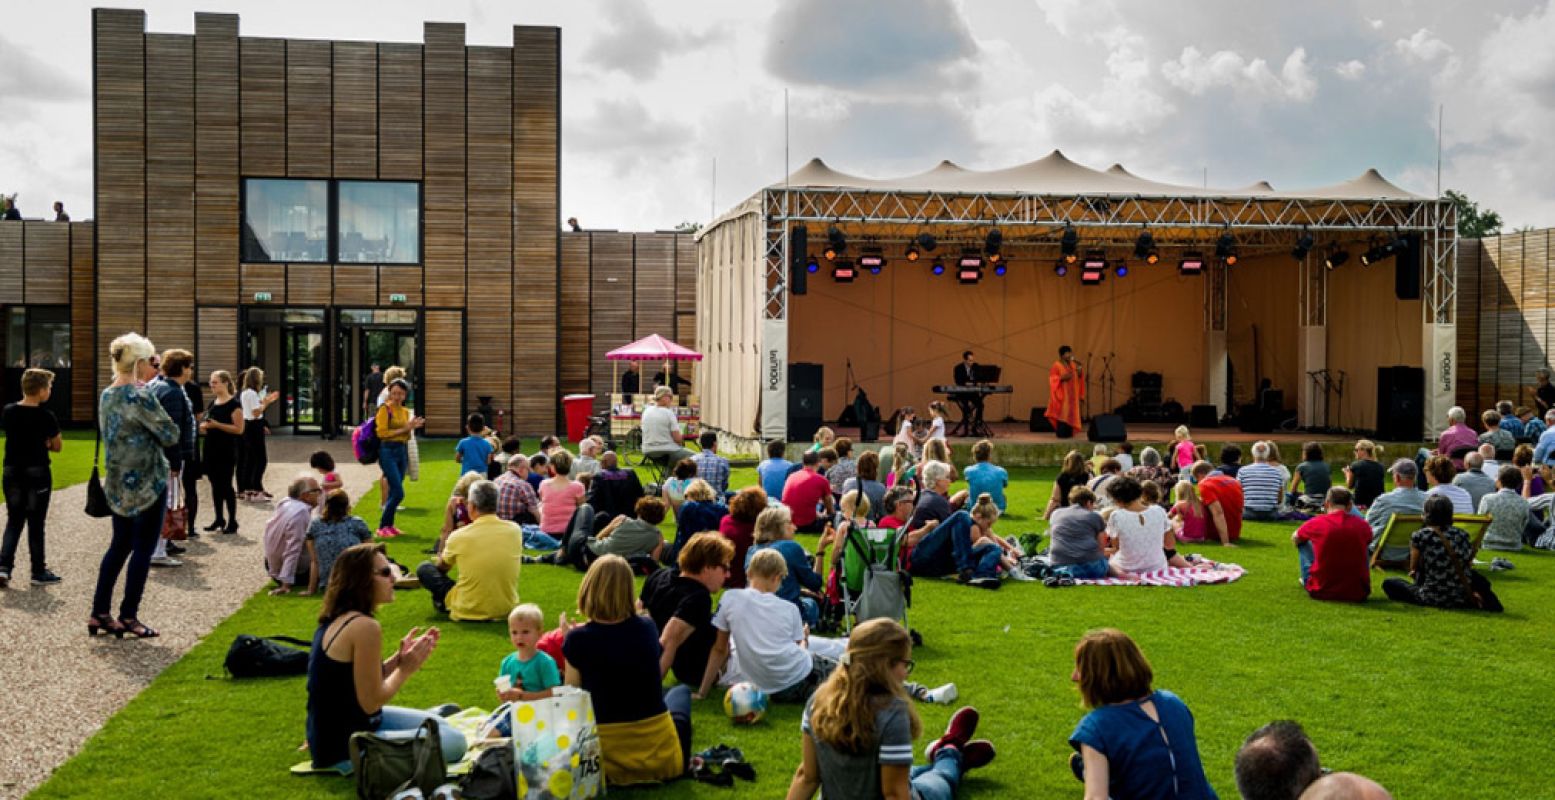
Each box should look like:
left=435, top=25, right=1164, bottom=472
left=305, top=543, right=466, bottom=770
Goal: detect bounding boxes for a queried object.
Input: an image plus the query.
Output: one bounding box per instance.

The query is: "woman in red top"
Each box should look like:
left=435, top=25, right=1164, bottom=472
left=717, top=486, right=767, bottom=588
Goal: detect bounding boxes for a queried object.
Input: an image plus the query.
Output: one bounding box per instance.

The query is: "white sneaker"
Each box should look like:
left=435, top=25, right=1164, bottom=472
left=1009, top=568, right=1038, bottom=582
left=149, top=555, right=183, bottom=568
left=925, top=683, right=958, bottom=704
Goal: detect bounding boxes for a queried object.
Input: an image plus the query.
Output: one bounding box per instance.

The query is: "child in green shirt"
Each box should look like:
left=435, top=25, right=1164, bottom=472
left=495, top=603, right=561, bottom=702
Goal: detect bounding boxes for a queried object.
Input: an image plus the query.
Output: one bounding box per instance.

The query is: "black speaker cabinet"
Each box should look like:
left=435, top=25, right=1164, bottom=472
left=1376, top=366, right=1424, bottom=441
left=1395, top=233, right=1421, bottom=300
left=1087, top=414, right=1128, bottom=443
left=859, top=419, right=881, bottom=442
left=1030, top=407, right=1053, bottom=432
left=1191, top=404, right=1219, bottom=428
left=788, top=362, right=823, bottom=442
left=790, top=225, right=809, bottom=296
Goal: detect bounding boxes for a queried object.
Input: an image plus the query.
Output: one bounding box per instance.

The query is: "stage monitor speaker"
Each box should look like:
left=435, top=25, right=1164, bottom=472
left=790, top=225, right=808, bottom=296
left=1029, top=408, right=1053, bottom=432
left=859, top=419, right=881, bottom=442
left=1259, top=389, right=1284, bottom=415
left=1191, top=404, right=1219, bottom=428
left=1087, top=414, right=1127, bottom=443
left=788, top=362, right=823, bottom=442
left=1238, top=404, right=1273, bottom=433
left=1375, top=366, right=1424, bottom=441
left=1395, top=233, right=1421, bottom=300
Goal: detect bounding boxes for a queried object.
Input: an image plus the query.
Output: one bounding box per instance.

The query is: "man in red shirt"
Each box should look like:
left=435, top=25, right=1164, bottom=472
left=1292, top=486, right=1373, bottom=602
left=1193, top=461, right=1244, bottom=545
left=781, top=451, right=835, bottom=533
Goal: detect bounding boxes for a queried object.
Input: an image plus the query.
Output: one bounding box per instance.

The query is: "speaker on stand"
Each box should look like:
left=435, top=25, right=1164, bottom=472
left=1375, top=366, right=1424, bottom=441
left=788, top=362, right=824, bottom=443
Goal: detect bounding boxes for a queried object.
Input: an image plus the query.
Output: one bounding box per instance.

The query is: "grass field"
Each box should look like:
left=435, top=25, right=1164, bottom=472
left=30, top=440, right=1555, bottom=799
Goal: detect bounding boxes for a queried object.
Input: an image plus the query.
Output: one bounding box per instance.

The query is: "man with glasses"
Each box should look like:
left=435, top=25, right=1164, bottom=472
left=640, top=532, right=734, bottom=690
left=262, top=475, right=321, bottom=594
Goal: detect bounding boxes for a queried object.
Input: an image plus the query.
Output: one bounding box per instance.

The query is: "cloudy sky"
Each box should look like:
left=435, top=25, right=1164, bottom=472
left=3, top=0, right=1553, bottom=230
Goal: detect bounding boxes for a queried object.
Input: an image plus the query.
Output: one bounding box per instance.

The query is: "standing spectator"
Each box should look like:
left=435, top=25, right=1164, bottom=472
left=90, top=333, right=180, bottom=639
left=1479, top=410, right=1515, bottom=453
left=181, top=366, right=205, bottom=534
left=362, top=363, right=383, bottom=420
left=1238, top=442, right=1285, bottom=521
left=1235, top=721, right=1323, bottom=800
left=52, top=201, right=69, bottom=222
left=263, top=475, right=321, bottom=595
left=1196, top=461, right=1245, bottom=546
left=1344, top=440, right=1387, bottom=508
left=494, top=449, right=541, bottom=525
left=374, top=379, right=423, bottom=538
left=964, top=440, right=1009, bottom=512
left=641, top=386, right=693, bottom=467
left=303, top=489, right=373, bottom=595
left=236, top=367, right=280, bottom=502
left=454, top=413, right=495, bottom=478
left=782, top=451, right=836, bottom=533
left=1067, top=629, right=1217, bottom=799
left=841, top=450, right=888, bottom=521
left=1479, top=466, right=1530, bottom=551
left=199, top=370, right=244, bottom=534
left=563, top=555, right=692, bottom=785
left=415, top=480, right=523, bottom=620
left=1422, top=455, right=1472, bottom=515
left=641, top=532, right=733, bottom=689
left=757, top=440, right=794, bottom=501
left=718, top=486, right=766, bottom=589
left=1292, top=487, right=1372, bottom=602
left=1536, top=369, right=1555, bottom=417
left=0, top=368, right=63, bottom=586
left=1452, top=451, right=1496, bottom=510
left=1380, top=495, right=1486, bottom=609
left=825, top=437, right=857, bottom=497
left=1365, top=459, right=1428, bottom=561
left=146, top=350, right=196, bottom=568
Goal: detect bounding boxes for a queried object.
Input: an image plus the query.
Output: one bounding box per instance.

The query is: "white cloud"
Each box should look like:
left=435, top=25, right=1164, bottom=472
left=1366, top=17, right=1384, bottom=30
left=764, top=0, right=978, bottom=93
left=582, top=0, right=716, bottom=78
left=1334, top=59, right=1366, bottom=79
left=1161, top=46, right=1317, bottom=101
left=1394, top=28, right=1453, bottom=61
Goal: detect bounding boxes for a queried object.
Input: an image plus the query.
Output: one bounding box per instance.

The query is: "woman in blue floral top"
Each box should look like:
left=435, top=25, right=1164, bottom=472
left=91, top=333, right=180, bottom=639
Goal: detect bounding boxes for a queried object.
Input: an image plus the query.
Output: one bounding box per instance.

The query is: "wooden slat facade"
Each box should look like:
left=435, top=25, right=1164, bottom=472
left=421, top=24, right=464, bottom=309
left=287, top=263, right=332, bottom=306
left=146, top=33, right=197, bottom=348
left=464, top=47, right=513, bottom=418
left=94, top=8, right=147, bottom=382
left=22, top=223, right=70, bottom=304
left=589, top=233, right=635, bottom=412
left=71, top=223, right=96, bottom=420
left=195, top=13, right=239, bottom=306
left=286, top=40, right=333, bottom=178
left=512, top=27, right=561, bottom=433
left=1455, top=229, right=1555, bottom=416
left=332, top=41, right=377, bottom=179
left=239, top=38, right=286, bottom=177
left=197, top=307, right=240, bottom=387
left=424, top=310, right=464, bottom=437
left=559, top=234, right=592, bottom=397
left=377, top=44, right=423, bottom=181
left=0, top=224, right=22, bottom=304
left=333, top=265, right=378, bottom=307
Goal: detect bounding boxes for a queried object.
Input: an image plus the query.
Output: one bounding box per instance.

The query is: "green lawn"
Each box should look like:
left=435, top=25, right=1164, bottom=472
left=30, top=442, right=1555, bottom=798
left=0, top=428, right=100, bottom=490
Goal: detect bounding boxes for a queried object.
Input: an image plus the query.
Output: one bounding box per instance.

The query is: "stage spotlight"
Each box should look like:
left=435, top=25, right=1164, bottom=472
left=1324, top=246, right=1349, bottom=270
left=1081, top=250, right=1107, bottom=285
left=806, top=255, right=820, bottom=274
left=1292, top=228, right=1314, bottom=261
left=1360, top=234, right=1406, bottom=266
left=994, top=262, right=1008, bottom=276
left=1179, top=251, right=1204, bottom=275
left=832, top=260, right=856, bottom=283
left=906, top=244, right=920, bottom=261
left=1115, top=262, right=1129, bottom=278
left=958, top=250, right=984, bottom=284
left=1216, top=230, right=1238, bottom=266
left=1054, top=259, right=1069, bottom=277
left=917, top=232, right=938, bottom=252
left=825, top=225, right=846, bottom=261
left=930, top=257, right=946, bottom=276
left=1133, top=230, right=1157, bottom=261
left=1061, top=224, right=1079, bottom=263
left=859, top=247, right=886, bottom=274
left=985, top=228, right=1003, bottom=261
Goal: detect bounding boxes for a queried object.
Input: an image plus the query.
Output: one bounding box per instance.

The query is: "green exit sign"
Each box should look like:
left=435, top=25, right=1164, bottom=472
left=252, top=292, right=272, bottom=303
left=389, top=293, right=407, bottom=304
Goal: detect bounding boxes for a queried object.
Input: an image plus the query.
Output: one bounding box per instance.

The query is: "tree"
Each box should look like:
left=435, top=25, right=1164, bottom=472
left=673, top=220, right=702, bottom=234
left=1443, top=190, right=1502, bottom=239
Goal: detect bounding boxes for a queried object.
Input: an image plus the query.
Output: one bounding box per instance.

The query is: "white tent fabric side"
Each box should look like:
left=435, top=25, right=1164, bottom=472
left=695, top=196, right=764, bottom=440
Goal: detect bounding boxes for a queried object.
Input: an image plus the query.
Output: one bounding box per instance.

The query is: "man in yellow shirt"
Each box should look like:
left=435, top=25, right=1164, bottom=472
left=415, top=479, right=522, bottom=621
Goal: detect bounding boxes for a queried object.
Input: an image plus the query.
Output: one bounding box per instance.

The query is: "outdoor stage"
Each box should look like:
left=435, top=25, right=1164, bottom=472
left=784, top=421, right=1428, bottom=467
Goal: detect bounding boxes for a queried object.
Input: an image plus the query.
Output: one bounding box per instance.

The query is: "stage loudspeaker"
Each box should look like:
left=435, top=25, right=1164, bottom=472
left=790, top=225, right=808, bottom=296
left=1238, top=405, right=1273, bottom=433
left=788, top=362, right=823, bottom=442
left=859, top=419, right=881, bottom=442
left=1375, top=366, right=1424, bottom=441
left=1087, top=414, right=1128, bottom=443
left=1395, top=233, right=1421, bottom=300
left=1191, top=404, right=1219, bottom=428
left=1030, top=407, right=1053, bottom=433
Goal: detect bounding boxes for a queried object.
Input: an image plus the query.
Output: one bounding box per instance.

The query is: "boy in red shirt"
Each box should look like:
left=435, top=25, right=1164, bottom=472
left=1193, top=461, right=1244, bottom=545
left=1292, top=486, right=1373, bottom=602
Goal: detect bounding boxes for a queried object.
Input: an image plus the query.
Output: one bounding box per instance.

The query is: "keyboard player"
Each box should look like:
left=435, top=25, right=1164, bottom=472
left=953, top=350, right=985, bottom=432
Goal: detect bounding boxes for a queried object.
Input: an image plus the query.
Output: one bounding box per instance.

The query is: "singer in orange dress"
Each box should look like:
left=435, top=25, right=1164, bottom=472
left=1046, top=345, right=1085, bottom=438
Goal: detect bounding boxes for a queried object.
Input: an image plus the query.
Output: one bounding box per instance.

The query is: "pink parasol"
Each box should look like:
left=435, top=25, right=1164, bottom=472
left=605, top=334, right=703, bottom=361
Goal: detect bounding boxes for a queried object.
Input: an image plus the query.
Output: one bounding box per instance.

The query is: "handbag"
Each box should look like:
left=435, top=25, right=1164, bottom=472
left=509, top=686, right=604, bottom=799
left=222, top=634, right=311, bottom=678
left=162, top=478, right=188, bottom=540
left=85, top=427, right=113, bottom=518
left=350, top=717, right=447, bottom=800
left=407, top=433, right=421, bottom=482
left=1431, top=528, right=1504, bottom=613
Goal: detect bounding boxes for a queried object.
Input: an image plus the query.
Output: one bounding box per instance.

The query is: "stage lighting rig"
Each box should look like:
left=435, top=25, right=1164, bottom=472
left=984, top=228, right=1003, bottom=264
left=958, top=250, right=984, bottom=284
left=1178, top=251, right=1204, bottom=276
left=1115, top=262, right=1129, bottom=278
left=1360, top=234, right=1406, bottom=266
left=906, top=233, right=936, bottom=262
left=824, top=225, right=846, bottom=261
left=1054, top=260, right=1069, bottom=278
left=1081, top=250, right=1107, bottom=285
left=806, top=255, right=820, bottom=274
left=832, top=260, right=856, bottom=283
left=1060, top=224, right=1079, bottom=264
left=1324, top=245, right=1349, bottom=271
left=1215, top=230, right=1238, bottom=266
left=1292, top=228, right=1314, bottom=261
left=859, top=247, right=886, bottom=274
left=1133, top=229, right=1158, bottom=264
left=930, top=257, right=946, bottom=276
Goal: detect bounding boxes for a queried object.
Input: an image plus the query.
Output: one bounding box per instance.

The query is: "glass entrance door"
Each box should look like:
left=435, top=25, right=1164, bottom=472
left=335, top=309, right=420, bottom=432
left=243, top=307, right=327, bottom=435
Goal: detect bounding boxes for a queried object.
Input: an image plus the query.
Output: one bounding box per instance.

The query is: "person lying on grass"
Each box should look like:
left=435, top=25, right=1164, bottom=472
left=698, top=548, right=845, bottom=704
left=495, top=603, right=562, bottom=702
left=303, top=489, right=372, bottom=596
left=1067, top=628, right=1216, bottom=800
left=588, top=496, right=668, bottom=563
left=784, top=618, right=995, bottom=800
left=305, top=543, right=466, bottom=771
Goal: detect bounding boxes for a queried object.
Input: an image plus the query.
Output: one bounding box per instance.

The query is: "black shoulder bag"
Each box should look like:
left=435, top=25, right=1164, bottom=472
left=84, top=425, right=113, bottom=518
left=1432, top=528, right=1503, bottom=613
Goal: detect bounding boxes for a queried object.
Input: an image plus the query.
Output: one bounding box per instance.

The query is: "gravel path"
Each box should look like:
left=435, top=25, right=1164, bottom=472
left=0, top=438, right=379, bottom=799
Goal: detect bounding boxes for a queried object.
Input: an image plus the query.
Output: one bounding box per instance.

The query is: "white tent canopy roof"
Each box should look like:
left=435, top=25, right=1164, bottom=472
left=767, top=150, right=1424, bottom=202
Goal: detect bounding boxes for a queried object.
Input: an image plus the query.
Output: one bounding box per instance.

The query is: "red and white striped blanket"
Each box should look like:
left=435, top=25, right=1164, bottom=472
left=1074, top=563, right=1246, bottom=587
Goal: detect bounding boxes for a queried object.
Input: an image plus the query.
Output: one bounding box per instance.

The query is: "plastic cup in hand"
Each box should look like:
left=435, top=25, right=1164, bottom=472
left=495, top=675, right=512, bottom=694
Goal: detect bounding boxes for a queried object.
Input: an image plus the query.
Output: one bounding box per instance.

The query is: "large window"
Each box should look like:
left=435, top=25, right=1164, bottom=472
left=4, top=306, right=71, bottom=418
left=241, top=179, right=421, bottom=264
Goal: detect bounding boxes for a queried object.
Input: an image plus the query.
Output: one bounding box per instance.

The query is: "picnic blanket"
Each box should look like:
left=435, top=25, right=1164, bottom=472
left=1074, top=563, right=1246, bottom=587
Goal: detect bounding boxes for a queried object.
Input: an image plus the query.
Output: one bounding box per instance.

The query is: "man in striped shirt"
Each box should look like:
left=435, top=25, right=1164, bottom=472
left=1237, top=442, right=1285, bottom=521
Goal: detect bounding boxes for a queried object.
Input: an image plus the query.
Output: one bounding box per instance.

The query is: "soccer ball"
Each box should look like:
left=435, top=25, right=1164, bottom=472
left=723, top=682, right=770, bottom=725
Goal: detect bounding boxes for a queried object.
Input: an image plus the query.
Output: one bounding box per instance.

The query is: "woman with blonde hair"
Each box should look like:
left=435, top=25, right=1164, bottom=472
left=810, top=426, right=836, bottom=453
left=1344, top=439, right=1386, bottom=509
left=748, top=504, right=832, bottom=627
left=665, top=478, right=728, bottom=565
left=90, top=333, right=181, bottom=639
left=563, top=554, right=691, bottom=784
left=785, top=618, right=994, bottom=800
left=1067, top=629, right=1215, bottom=799
left=199, top=369, right=245, bottom=533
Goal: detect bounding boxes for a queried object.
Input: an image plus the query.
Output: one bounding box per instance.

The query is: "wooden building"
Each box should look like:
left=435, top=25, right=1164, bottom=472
left=1456, top=228, right=1555, bottom=415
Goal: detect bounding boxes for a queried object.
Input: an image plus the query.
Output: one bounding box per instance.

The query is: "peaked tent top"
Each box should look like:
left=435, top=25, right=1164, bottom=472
left=605, top=334, right=703, bottom=361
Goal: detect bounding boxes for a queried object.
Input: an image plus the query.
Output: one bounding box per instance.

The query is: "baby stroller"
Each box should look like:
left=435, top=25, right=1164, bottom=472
left=823, top=524, right=911, bottom=634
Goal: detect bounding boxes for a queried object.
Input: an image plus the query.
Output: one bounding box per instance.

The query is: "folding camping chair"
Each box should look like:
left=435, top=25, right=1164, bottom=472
left=837, top=525, right=910, bottom=632
left=1369, top=513, right=1493, bottom=570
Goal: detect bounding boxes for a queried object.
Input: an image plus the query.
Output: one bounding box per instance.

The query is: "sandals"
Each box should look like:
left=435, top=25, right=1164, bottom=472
left=1043, top=574, right=1077, bottom=588
left=118, top=618, right=160, bottom=639
left=88, top=613, right=125, bottom=638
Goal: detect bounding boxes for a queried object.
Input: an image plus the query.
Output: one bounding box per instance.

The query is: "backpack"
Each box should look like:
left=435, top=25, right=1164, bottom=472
left=458, top=741, right=516, bottom=800
left=353, top=417, right=380, bottom=465
left=223, top=634, right=311, bottom=678
left=350, top=718, right=447, bottom=800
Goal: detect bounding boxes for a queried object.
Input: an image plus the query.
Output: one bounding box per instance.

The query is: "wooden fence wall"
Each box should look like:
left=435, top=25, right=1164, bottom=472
left=0, top=221, right=97, bottom=422
left=1456, top=228, right=1555, bottom=415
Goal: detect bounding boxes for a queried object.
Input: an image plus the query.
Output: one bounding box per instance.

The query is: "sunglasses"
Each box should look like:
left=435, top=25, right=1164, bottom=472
left=375, top=566, right=394, bottom=578
left=898, top=658, right=916, bottom=675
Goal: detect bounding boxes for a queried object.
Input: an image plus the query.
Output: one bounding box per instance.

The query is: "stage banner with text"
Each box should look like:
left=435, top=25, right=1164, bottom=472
left=1426, top=323, right=1455, bottom=440
left=762, top=318, right=788, bottom=441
